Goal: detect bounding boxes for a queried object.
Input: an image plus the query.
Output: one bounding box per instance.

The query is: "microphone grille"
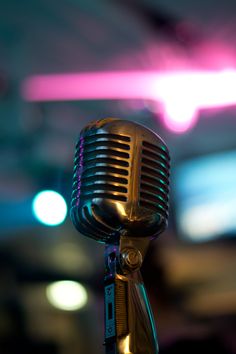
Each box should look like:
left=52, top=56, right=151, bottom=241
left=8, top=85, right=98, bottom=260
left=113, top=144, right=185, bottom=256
left=140, top=140, right=170, bottom=221
left=71, top=118, right=170, bottom=243
left=71, top=132, right=131, bottom=207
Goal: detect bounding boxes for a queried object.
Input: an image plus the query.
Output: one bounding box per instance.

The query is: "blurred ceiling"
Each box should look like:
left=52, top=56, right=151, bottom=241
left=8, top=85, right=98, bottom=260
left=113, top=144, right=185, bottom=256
left=0, top=0, right=236, bottom=352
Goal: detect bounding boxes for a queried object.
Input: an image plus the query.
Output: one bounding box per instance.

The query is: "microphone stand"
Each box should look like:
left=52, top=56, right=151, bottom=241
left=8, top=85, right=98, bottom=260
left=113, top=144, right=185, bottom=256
left=104, top=236, right=159, bottom=354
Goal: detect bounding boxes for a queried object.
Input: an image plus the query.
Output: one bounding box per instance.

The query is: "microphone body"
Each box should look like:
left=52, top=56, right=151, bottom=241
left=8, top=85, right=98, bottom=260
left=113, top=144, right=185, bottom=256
left=71, top=118, right=169, bottom=242
left=71, top=118, right=170, bottom=354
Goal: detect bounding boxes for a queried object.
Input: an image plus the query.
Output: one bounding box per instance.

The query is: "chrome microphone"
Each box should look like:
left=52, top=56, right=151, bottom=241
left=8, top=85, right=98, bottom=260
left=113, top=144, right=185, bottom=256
left=70, top=118, right=170, bottom=354
left=71, top=117, right=169, bottom=242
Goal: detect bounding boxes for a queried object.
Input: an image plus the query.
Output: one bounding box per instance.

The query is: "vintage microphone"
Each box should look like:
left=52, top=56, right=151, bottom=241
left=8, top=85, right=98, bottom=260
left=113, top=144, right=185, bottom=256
left=71, top=118, right=170, bottom=354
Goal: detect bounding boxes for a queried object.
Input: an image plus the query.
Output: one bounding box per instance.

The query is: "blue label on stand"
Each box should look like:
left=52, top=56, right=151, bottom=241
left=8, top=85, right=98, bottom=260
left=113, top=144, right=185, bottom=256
left=105, top=284, right=115, bottom=339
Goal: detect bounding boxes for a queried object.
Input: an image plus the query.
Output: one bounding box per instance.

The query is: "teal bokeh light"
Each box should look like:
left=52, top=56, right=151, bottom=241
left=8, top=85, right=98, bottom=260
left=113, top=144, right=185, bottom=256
left=32, top=190, right=67, bottom=226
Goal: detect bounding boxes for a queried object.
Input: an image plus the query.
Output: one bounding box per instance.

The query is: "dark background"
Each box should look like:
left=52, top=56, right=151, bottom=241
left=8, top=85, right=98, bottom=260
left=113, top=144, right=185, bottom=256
left=0, top=0, right=236, bottom=353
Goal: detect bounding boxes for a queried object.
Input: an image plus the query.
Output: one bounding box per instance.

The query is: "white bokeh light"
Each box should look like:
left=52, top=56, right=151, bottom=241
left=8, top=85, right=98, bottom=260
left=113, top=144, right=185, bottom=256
left=32, top=190, right=67, bottom=226
left=46, top=281, right=88, bottom=311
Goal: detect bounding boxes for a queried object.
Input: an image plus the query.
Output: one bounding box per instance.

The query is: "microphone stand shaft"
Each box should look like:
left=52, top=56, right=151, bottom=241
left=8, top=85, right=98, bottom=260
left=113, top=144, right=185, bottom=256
left=104, top=244, right=159, bottom=354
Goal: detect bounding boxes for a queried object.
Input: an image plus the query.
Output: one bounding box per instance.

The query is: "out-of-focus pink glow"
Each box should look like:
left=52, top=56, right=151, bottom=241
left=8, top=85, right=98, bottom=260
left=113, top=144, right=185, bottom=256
left=154, top=72, right=199, bottom=133
left=21, top=72, right=159, bottom=101
left=21, top=69, right=236, bottom=133
left=162, top=103, right=198, bottom=133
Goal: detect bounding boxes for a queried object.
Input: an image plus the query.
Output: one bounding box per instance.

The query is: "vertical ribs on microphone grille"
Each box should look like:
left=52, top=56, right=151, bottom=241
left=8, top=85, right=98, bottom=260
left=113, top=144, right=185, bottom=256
left=140, top=141, right=170, bottom=217
left=115, top=278, right=129, bottom=337
left=71, top=133, right=131, bottom=207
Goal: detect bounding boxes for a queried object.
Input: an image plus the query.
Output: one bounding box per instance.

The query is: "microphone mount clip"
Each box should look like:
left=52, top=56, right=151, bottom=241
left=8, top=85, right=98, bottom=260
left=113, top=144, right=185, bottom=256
left=104, top=236, right=159, bottom=354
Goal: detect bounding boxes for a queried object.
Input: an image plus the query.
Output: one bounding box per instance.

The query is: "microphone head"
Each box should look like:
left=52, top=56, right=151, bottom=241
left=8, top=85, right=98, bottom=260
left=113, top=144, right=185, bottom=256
left=71, top=118, right=170, bottom=244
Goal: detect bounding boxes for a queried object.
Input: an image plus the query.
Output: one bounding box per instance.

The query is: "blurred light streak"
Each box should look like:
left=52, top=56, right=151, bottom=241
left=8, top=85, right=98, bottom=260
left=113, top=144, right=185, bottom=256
left=46, top=280, right=88, bottom=311
left=21, top=69, right=236, bottom=133
left=21, top=72, right=157, bottom=101
left=176, top=150, right=236, bottom=241
left=180, top=199, right=236, bottom=241
left=32, top=190, right=67, bottom=226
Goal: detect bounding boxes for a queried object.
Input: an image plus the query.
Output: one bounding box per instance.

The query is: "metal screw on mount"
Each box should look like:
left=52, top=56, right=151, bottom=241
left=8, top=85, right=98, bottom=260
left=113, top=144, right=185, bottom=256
left=121, top=248, right=143, bottom=273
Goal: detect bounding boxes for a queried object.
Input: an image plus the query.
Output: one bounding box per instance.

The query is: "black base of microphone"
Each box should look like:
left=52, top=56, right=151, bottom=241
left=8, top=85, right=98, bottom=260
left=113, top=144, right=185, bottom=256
left=105, top=343, right=117, bottom=354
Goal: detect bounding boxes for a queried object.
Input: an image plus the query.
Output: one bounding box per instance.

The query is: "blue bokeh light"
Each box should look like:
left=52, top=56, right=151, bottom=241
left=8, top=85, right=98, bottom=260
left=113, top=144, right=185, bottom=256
left=32, top=190, right=67, bottom=226
left=175, top=150, right=236, bottom=241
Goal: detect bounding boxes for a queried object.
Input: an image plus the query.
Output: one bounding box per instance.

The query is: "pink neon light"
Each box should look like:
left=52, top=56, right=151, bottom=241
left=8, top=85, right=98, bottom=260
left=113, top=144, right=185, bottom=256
left=21, top=72, right=159, bottom=101
left=21, top=70, right=236, bottom=133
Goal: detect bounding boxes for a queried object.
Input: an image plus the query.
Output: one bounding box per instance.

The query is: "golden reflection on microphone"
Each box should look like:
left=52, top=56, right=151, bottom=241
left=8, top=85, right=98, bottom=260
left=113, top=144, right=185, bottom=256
left=118, top=334, right=131, bottom=354
left=116, top=203, right=127, bottom=217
